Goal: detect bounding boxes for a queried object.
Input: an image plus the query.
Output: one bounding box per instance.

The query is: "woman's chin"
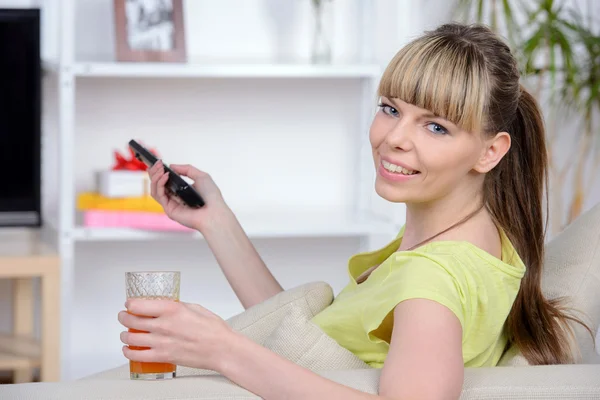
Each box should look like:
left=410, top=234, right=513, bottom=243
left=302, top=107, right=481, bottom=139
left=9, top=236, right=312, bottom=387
left=374, top=181, right=411, bottom=203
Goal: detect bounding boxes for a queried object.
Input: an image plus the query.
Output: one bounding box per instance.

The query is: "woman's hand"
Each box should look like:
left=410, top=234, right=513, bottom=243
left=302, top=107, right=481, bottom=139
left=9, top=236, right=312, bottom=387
left=148, top=161, right=229, bottom=231
left=118, top=299, right=234, bottom=372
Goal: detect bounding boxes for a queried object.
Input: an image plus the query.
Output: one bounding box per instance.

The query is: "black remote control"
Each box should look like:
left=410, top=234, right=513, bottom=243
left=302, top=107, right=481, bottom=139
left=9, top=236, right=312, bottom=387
left=128, top=139, right=205, bottom=208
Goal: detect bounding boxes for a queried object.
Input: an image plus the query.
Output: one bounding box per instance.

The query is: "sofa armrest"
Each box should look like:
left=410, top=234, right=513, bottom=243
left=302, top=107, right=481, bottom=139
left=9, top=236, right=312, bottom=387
left=3, top=365, right=599, bottom=399
left=0, top=376, right=260, bottom=400
left=459, top=364, right=600, bottom=399
left=317, top=364, right=600, bottom=400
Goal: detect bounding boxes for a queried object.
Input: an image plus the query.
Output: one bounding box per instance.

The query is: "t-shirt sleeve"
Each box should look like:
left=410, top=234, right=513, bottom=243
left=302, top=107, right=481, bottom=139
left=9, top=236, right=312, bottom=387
left=362, top=252, right=467, bottom=344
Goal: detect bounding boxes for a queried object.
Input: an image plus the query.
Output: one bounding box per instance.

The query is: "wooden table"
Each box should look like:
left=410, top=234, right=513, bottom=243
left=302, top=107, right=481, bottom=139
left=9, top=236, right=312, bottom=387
left=0, top=229, right=60, bottom=383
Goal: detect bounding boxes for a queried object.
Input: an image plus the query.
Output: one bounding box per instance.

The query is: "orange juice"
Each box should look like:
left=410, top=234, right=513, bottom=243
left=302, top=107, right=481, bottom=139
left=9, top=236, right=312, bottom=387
left=125, top=271, right=180, bottom=380
left=127, top=307, right=176, bottom=378
left=128, top=328, right=176, bottom=375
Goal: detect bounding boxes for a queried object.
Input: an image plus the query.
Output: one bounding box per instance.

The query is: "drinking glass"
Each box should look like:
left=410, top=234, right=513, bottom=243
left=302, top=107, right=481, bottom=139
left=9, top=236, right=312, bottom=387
left=125, top=271, right=180, bottom=380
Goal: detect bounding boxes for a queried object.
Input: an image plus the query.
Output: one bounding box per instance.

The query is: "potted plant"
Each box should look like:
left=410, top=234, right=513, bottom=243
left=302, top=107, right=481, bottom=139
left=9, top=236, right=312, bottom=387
left=456, top=0, right=600, bottom=236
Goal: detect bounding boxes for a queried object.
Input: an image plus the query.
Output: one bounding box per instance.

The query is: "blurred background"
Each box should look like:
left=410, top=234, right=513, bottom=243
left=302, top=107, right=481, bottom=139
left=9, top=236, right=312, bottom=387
left=0, top=0, right=598, bottom=385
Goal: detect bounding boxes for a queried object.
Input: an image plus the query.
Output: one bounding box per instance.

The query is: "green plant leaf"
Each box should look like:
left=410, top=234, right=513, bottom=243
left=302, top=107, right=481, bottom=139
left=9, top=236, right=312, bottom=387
left=477, top=0, right=485, bottom=22
left=501, top=0, right=521, bottom=44
left=455, top=0, right=474, bottom=22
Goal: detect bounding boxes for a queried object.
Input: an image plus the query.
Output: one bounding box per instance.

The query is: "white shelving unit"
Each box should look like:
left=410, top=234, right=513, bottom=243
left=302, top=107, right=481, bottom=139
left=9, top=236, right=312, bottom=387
left=44, top=60, right=382, bottom=79
left=43, top=0, right=403, bottom=380
left=71, top=208, right=394, bottom=242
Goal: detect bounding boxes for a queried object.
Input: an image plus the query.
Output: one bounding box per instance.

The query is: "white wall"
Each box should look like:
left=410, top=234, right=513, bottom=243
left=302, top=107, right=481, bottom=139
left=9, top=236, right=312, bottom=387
left=32, top=0, right=401, bottom=65
left=0, top=0, right=33, bottom=5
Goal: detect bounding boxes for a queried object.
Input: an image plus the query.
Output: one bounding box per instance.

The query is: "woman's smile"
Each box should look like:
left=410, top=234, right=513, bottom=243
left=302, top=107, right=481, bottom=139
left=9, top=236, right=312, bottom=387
left=378, top=157, right=421, bottom=182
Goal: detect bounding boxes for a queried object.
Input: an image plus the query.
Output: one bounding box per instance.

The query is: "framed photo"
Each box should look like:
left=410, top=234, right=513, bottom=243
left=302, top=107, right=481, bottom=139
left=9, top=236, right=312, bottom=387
left=114, top=0, right=186, bottom=62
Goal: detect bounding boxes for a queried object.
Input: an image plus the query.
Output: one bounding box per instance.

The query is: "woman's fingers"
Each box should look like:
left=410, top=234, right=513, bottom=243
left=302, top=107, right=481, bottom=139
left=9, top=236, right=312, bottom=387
left=149, top=160, right=163, bottom=200
left=148, top=161, right=181, bottom=210
left=120, top=331, right=155, bottom=348
left=156, top=172, right=170, bottom=205
left=149, top=162, right=202, bottom=212
left=126, top=298, right=179, bottom=317
left=148, top=160, right=163, bottom=181
left=170, top=164, right=206, bottom=181
left=149, top=160, right=161, bottom=174
left=118, top=311, right=157, bottom=332
left=122, top=345, right=164, bottom=363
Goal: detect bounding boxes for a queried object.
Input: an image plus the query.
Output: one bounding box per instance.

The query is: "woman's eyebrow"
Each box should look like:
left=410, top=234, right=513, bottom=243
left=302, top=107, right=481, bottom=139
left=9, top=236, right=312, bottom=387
left=420, top=110, right=451, bottom=122
left=383, top=97, right=452, bottom=124
left=420, top=111, right=438, bottom=118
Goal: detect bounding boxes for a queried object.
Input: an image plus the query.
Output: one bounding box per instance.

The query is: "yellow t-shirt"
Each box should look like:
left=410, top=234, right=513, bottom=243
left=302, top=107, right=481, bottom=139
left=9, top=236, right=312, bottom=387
left=311, top=226, right=525, bottom=368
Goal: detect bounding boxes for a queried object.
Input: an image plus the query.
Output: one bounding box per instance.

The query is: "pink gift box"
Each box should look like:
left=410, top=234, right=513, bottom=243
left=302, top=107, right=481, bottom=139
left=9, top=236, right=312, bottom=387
left=83, top=210, right=194, bottom=232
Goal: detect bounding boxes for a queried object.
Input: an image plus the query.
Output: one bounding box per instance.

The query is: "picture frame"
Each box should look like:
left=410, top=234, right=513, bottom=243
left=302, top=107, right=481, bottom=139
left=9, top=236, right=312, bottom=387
left=114, top=0, right=186, bottom=63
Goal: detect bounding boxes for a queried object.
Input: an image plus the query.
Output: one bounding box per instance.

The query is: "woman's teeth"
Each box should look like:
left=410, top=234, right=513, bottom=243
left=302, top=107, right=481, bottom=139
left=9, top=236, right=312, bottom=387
left=382, top=160, right=418, bottom=175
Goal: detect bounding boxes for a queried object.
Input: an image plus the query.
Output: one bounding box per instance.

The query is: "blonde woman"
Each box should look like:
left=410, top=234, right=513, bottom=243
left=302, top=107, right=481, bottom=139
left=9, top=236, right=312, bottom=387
left=118, top=23, right=591, bottom=399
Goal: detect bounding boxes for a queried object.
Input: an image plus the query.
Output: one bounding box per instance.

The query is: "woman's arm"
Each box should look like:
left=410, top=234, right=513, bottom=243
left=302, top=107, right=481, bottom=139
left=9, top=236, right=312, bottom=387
left=217, top=298, right=465, bottom=400
left=119, top=296, right=464, bottom=400
left=148, top=162, right=283, bottom=309
left=201, top=205, right=283, bottom=309
left=219, top=332, right=384, bottom=400
left=378, top=299, right=464, bottom=399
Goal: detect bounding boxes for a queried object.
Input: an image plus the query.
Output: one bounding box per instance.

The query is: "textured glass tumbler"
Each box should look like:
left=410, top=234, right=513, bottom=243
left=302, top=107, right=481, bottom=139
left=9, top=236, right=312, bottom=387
left=125, top=271, right=180, bottom=380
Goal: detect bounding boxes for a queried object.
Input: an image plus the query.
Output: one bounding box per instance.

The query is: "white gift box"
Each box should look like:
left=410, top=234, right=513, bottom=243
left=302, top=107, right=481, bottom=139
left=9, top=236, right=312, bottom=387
left=97, top=170, right=151, bottom=198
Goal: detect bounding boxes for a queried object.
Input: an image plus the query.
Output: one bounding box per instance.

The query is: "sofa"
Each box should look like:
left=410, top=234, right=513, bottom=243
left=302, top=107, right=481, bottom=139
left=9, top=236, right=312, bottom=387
left=2, top=203, right=599, bottom=399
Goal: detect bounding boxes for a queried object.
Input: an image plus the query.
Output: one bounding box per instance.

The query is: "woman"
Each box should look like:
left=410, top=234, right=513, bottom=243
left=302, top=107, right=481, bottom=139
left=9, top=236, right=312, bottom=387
left=118, top=23, right=589, bottom=399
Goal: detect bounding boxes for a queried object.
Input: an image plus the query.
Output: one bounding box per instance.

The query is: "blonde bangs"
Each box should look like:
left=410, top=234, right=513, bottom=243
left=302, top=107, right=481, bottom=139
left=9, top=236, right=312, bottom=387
left=378, top=36, right=489, bottom=133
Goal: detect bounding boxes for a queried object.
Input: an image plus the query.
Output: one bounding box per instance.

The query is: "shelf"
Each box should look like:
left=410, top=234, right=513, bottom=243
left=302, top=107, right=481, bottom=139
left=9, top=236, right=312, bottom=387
left=43, top=60, right=382, bottom=79
left=72, top=208, right=396, bottom=242
left=0, top=334, right=41, bottom=370
left=0, top=353, right=39, bottom=370
left=0, top=228, right=58, bottom=258
left=0, top=228, right=60, bottom=278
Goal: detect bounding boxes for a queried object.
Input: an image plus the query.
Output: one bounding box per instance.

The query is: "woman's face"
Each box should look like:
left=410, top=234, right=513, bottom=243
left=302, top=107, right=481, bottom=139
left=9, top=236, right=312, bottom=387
left=369, top=97, right=488, bottom=205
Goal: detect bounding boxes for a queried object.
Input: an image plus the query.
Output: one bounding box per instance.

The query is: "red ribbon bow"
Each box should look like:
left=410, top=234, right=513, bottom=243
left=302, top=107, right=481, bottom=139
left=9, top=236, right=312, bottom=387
left=111, top=144, right=159, bottom=171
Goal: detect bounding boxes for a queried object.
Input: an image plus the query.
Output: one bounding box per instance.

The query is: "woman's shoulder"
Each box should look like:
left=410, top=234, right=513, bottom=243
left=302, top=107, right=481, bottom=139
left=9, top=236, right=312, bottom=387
left=383, top=243, right=473, bottom=284
left=387, top=230, right=525, bottom=280
left=391, top=216, right=525, bottom=277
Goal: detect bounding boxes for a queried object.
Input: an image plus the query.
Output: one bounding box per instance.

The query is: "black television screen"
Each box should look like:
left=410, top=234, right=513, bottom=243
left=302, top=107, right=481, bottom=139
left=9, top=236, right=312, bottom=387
left=0, top=9, right=41, bottom=227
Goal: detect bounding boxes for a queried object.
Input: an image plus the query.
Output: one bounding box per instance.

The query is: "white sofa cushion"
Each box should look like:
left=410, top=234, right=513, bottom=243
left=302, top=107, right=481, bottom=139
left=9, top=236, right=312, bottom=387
left=225, top=281, right=334, bottom=344
left=262, top=304, right=371, bottom=370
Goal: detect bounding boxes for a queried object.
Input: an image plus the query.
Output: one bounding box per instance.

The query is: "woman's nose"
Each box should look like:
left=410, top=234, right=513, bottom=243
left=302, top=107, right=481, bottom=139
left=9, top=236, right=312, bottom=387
left=384, top=121, right=414, bottom=151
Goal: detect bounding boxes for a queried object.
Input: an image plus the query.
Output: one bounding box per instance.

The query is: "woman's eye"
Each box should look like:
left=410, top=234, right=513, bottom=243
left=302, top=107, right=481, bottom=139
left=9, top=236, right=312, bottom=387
left=378, top=104, right=399, bottom=117
left=426, top=123, right=448, bottom=135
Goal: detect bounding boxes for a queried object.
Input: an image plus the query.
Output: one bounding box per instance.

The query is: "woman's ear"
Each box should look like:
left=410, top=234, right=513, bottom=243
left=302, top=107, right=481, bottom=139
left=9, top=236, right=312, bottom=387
left=474, top=132, right=511, bottom=173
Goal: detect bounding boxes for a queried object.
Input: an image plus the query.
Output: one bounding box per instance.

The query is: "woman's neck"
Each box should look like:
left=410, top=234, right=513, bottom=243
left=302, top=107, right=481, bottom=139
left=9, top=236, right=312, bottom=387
left=399, top=191, right=485, bottom=251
